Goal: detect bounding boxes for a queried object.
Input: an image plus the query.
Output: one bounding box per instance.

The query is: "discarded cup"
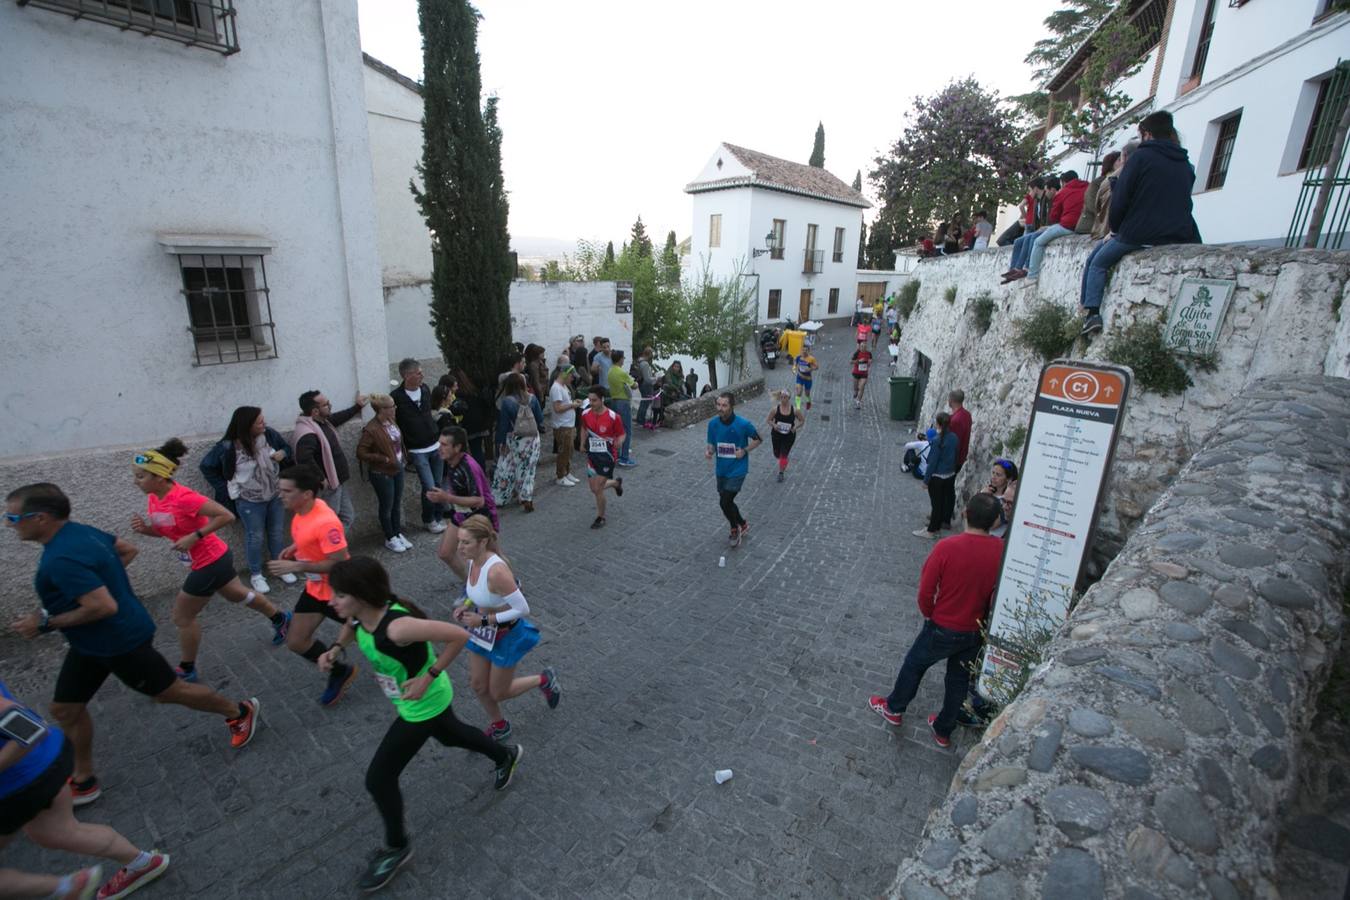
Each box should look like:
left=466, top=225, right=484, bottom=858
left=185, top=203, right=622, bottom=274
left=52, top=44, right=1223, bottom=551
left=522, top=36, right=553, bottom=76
left=714, top=769, right=733, bottom=784
left=718, top=556, right=726, bottom=568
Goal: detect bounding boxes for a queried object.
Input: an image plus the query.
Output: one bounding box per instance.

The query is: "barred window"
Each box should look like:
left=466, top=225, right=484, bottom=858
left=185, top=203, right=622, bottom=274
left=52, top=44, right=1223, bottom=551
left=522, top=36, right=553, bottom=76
left=18, top=0, right=239, bottom=55
left=159, top=235, right=277, bottom=365
left=1205, top=113, right=1241, bottom=190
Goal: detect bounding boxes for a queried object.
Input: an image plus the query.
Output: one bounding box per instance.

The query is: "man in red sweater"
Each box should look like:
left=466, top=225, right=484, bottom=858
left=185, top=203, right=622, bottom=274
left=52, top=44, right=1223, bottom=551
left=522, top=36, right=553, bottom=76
left=1022, top=169, right=1088, bottom=283
left=944, top=390, right=971, bottom=528
left=869, top=493, right=1004, bottom=747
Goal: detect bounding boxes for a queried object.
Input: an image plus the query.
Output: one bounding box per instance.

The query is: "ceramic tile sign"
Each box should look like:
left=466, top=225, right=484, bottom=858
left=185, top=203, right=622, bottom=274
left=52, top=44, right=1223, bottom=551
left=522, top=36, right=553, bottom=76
left=978, top=360, right=1132, bottom=700
left=615, top=281, right=634, bottom=314
left=1165, top=277, right=1234, bottom=355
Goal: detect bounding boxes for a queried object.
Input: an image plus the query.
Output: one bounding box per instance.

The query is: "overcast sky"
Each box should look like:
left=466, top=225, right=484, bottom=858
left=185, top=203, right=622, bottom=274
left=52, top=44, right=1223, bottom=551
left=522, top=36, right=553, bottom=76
left=358, top=0, right=1061, bottom=251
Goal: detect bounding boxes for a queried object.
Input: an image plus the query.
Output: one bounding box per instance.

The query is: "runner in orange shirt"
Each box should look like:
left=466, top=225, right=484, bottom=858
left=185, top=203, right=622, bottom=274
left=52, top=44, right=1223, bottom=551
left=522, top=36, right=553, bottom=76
left=267, top=465, right=359, bottom=706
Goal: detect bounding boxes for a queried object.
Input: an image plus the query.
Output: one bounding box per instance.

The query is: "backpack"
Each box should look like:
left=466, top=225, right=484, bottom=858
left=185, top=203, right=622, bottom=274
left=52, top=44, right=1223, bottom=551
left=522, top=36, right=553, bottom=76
left=512, top=397, right=539, bottom=438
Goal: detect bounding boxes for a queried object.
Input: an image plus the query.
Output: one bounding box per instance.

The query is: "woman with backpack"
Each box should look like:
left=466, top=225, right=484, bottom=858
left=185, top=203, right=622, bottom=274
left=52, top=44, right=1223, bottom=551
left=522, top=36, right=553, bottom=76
left=914, top=412, right=959, bottom=539
left=490, top=373, right=544, bottom=512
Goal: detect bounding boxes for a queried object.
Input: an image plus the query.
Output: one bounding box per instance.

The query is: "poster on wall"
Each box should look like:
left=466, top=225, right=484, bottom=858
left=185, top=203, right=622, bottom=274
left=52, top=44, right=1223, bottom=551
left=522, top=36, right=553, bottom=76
left=615, top=281, right=634, bottom=314
left=979, top=359, right=1132, bottom=698
left=1165, top=277, right=1234, bottom=355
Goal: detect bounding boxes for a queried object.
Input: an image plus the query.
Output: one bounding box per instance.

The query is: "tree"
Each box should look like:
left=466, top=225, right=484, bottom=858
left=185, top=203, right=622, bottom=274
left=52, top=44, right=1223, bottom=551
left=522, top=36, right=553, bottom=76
left=857, top=221, right=868, bottom=269
left=869, top=78, right=1041, bottom=248
left=412, top=0, right=512, bottom=389
left=809, top=122, right=825, bottom=168
left=659, top=230, right=680, bottom=287
left=1014, top=0, right=1113, bottom=128
left=1051, top=10, right=1148, bottom=165
left=851, top=170, right=862, bottom=192
left=629, top=216, right=653, bottom=258
left=679, top=258, right=757, bottom=390
left=540, top=259, right=565, bottom=281
left=601, top=241, right=616, bottom=276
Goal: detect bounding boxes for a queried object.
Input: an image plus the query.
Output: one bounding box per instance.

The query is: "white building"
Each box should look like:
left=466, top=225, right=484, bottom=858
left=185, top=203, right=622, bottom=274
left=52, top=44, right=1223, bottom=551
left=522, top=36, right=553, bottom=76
left=1039, top=0, right=1349, bottom=247
left=686, top=144, right=870, bottom=325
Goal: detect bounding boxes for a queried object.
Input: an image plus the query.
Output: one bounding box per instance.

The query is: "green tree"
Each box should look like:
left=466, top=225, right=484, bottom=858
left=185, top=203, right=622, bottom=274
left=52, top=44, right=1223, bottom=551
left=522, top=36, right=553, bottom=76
left=1051, top=10, right=1148, bottom=164
left=679, top=258, right=757, bottom=390
left=864, top=216, right=896, bottom=270
left=600, top=241, right=616, bottom=277
left=540, top=259, right=565, bottom=281
left=851, top=170, right=862, bottom=192
left=809, top=122, right=825, bottom=168
left=857, top=221, right=868, bottom=268
left=629, top=216, right=653, bottom=258
left=412, top=0, right=512, bottom=389
left=659, top=230, right=680, bottom=287
left=1014, top=0, right=1113, bottom=127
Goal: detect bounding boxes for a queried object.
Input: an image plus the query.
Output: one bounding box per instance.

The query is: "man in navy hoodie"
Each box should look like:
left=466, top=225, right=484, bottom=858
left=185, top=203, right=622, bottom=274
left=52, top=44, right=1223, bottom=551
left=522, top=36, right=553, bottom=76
left=1080, top=111, right=1201, bottom=335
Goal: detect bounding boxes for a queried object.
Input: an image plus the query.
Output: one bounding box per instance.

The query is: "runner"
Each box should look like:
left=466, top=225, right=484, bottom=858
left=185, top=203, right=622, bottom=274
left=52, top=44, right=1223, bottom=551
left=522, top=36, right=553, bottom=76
left=451, top=517, right=559, bottom=742
left=765, top=390, right=805, bottom=483
left=265, top=465, right=360, bottom=706
left=855, top=318, right=870, bottom=346
left=0, top=680, right=170, bottom=900
left=578, top=386, right=625, bottom=529
left=319, top=557, right=521, bottom=892
left=130, top=439, right=290, bottom=683
left=706, top=392, right=762, bottom=548
left=792, top=347, right=819, bottom=411
left=850, top=342, right=874, bottom=409
left=427, top=425, right=499, bottom=582
left=870, top=311, right=883, bottom=350
left=5, top=483, right=260, bottom=809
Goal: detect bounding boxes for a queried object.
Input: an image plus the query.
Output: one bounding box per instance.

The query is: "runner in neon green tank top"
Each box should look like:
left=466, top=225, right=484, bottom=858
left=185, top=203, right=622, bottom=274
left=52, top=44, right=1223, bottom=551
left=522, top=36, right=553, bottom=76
left=320, top=557, right=522, bottom=893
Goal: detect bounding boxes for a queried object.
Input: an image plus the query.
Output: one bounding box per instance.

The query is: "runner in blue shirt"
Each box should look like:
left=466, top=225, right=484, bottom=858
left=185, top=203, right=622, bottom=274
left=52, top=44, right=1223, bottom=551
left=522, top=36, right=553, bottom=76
left=705, top=392, right=762, bottom=548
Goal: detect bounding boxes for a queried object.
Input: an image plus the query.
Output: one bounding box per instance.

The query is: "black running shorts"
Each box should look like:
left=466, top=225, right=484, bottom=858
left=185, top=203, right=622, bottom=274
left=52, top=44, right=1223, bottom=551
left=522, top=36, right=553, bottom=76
left=181, top=550, right=238, bottom=598
left=53, top=640, right=178, bottom=705
left=0, top=741, right=73, bottom=835
left=294, top=590, right=345, bottom=623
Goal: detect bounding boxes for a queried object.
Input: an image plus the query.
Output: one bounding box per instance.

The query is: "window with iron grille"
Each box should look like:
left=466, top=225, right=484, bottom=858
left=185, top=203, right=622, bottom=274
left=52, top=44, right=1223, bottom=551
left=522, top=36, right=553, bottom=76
left=1298, top=74, right=1350, bottom=171
left=1206, top=113, right=1242, bottom=190
left=18, top=0, right=239, bottom=55
left=827, top=288, right=840, bottom=314
left=771, top=219, right=786, bottom=260
left=1189, top=0, right=1220, bottom=81
left=156, top=236, right=278, bottom=365
left=767, top=289, right=781, bottom=319
left=832, top=227, right=845, bottom=263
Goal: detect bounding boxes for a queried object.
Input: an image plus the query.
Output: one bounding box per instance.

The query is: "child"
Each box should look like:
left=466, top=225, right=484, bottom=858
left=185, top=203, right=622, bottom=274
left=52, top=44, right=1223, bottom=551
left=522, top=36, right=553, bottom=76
left=887, top=335, right=901, bottom=374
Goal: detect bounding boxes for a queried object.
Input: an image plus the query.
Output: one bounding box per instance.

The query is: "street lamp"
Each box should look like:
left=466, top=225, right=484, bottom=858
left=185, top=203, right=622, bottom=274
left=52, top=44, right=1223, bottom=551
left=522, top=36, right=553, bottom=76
left=751, top=230, right=778, bottom=258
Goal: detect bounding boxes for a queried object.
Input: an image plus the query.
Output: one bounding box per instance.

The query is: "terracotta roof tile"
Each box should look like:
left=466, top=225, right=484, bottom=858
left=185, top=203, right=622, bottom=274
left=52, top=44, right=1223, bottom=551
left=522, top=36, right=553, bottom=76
left=686, top=144, right=870, bottom=209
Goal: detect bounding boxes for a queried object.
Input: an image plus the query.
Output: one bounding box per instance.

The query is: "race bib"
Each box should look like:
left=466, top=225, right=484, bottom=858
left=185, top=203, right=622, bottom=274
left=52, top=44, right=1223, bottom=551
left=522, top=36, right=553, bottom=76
left=468, top=623, right=497, bottom=652
left=452, top=503, right=473, bottom=514
left=374, top=672, right=402, bottom=700
left=774, top=421, right=793, bottom=434
left=716, top=442, right=738, bottom=459
left=305, top=572, right=322, bottom=583
left=149, top=512, right=175, bottom=529
left=588, top=435, right=610, bottom=453
left=857, top=362, right=869, bottom=372
left=176, top=551, right=192, bottom=568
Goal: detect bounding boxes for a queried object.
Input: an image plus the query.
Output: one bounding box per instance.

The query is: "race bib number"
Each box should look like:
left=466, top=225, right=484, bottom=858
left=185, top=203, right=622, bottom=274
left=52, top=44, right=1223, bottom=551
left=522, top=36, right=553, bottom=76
left=176, top=551, right=192, bottom=568
left=305, top=572, right=322, bottom=583
left=468, top=623, right=497, bottom=652
left=374, top=673, right=402, bottom=700
left=774, top=422, right=792, bottom=434
left=452, top=503, right=473, bottom=514
left=588, top=435, right=609, bottom=453
left=148, top=512, right=175, bottom=530
left=716, top=442, right=738, bottom=459
left=857, top=362, right=869, bottom=372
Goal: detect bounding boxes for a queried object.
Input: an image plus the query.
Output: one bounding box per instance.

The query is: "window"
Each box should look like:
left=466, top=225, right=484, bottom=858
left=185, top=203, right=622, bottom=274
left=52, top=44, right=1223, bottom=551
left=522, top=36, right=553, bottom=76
left=832, top=227, right=846, bottom=263
left=19, top=0, right=240, bottom=55
left=771, top=219, right=786, bottom=260
left=768, top=289, right=782, bottom=319
left=708, top=214, right=722, bottom=249
left=1188, top=0, right=1220, bottom=82
left=1205, top=113, right=1241, bottom=190
left=1298, top=74, right=1350, bottom=171
left=828, top=288, right=840, bottom=314
left=805, top=224, right=818, bottom=252
left=159, top=235, right=277, bottom=365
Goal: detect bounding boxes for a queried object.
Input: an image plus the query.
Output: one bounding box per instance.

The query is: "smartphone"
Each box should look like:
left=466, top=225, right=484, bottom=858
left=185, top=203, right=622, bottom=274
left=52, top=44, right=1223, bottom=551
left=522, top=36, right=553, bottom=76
left=0, top=707, right=48, bottom=746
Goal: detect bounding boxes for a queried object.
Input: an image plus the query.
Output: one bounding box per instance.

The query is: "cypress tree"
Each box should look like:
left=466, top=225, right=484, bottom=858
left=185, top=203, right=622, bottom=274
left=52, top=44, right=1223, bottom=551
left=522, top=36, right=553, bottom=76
left=851, top=170, right=862, bottom=193
left=603, top=241, right=616, bottom=271
left=659, top=230, right=680, bottom=286
left=630, top=216, right=653, bottom=258
left=809, top=122, right=825, bottom=168
left=412, top=0, right=512, bottom=389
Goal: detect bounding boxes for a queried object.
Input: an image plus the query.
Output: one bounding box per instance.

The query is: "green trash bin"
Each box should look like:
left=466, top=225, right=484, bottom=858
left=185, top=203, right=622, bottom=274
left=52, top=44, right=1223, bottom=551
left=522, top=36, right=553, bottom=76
left=889, top=376, right=917, bottom=421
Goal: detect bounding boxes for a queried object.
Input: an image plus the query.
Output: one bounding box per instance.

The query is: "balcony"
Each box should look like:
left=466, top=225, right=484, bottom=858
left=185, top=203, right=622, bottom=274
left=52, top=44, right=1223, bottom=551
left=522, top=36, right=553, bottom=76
left=802, top=249, right=824, bottom=274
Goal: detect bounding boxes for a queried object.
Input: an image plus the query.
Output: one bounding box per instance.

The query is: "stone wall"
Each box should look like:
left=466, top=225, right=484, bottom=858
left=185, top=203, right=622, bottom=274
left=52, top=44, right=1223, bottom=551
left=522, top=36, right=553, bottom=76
left=893, top=239, right=1350, bottom=570
left=662, top=378, right=766, bottom=430
left=889, top=374, right=1350, bottom=899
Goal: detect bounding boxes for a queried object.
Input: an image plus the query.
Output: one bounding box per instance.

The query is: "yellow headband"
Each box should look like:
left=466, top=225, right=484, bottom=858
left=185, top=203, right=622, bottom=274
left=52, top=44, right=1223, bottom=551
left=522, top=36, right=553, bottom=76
left=134, top=450, right=178, bottom=479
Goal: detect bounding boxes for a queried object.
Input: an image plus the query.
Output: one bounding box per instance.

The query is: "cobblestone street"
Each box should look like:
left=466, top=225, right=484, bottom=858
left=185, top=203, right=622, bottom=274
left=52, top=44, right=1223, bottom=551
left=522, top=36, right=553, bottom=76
left=5, top=323, right=974, bottom=898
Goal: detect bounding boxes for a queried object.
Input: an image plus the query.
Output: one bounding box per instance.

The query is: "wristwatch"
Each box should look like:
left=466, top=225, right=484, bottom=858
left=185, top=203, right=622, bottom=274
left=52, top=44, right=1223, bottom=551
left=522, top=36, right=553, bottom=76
left=38, top=609, right=54, bottom=633
left=480, top=614, right=490, bottom=628
left=194, top=529, right=205, bottom=540
left=428, top=666, right=443, bottom=678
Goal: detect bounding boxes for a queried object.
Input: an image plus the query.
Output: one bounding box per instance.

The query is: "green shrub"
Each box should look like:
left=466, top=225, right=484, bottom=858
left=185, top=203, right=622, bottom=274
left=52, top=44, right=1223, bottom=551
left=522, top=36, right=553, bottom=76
left=944, top=285, right=957, bottom=304
left=1013, top=301, right=1077, bottom=361
left=970, top=292, right=996, bottom=335
left=897, top=280, right=920, bottom=318
left=1103, top=320, right=1192, bottom=395
left=1005, top=424, right=1027, bottom=455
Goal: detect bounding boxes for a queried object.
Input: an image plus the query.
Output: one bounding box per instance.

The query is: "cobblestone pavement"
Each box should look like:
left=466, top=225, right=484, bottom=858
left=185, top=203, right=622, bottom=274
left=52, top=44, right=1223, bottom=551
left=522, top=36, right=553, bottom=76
left=5, top=322, right=975, bottom=898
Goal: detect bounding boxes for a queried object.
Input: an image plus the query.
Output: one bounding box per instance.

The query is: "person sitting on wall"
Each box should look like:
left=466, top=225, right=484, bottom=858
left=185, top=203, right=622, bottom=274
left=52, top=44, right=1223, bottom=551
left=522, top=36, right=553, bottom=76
left=1005, top=170, right=1089, bottom=284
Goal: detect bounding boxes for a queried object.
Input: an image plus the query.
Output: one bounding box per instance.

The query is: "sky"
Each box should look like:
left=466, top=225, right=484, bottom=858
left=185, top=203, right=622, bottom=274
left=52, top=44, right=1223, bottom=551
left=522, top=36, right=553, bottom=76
left=357, top=0, right=1062, bottom=253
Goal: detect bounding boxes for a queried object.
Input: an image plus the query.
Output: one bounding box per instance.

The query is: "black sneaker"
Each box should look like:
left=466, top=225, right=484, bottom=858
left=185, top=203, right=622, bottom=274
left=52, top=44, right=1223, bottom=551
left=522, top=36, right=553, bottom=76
left=590, top=516, right=606, bottom=529
left=358, top=845, right=412, bottom=892
left=540, top=667, right=561, bottom=709
left=494, top=744, right=523, bottom=791
left=955, top=707, right=989, bottom=728
left=1081, top=313, right=1103, bottom=336
left=614, top=477, right=624, bottom=497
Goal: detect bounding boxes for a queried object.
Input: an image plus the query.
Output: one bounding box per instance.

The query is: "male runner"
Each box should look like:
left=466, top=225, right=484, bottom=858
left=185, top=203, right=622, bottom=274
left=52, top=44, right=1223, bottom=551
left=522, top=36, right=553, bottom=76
left=851, top=341, right=874, bottom=408
left=705, top=392, right=762, bottom=548
left=266, top=465, right=359, bottom=706
left=5, top=483, right=259, bottom=807
left=428, top=425, right=499, bottom=581
left=579, top=386, right=625, bottom=529
left=793, top=347, right=819, bottom=411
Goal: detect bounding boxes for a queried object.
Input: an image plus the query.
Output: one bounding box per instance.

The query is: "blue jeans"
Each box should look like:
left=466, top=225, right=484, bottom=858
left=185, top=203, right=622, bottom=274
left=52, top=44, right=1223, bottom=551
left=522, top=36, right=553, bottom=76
left=1026, top=224, right=1074, bottom=278
left=1009, top=227, right=1040, bottom=270
left=236, top=496, right=286, bottom=576
left=1080, top=237, right=1143, bottom=311
left=636, top=397, right=651, bottom=427
left=884, top=620, right=984, bottom=738
left=368, top=469, right=405, bottom=540
left=408, top=450, right=444, bottom=524
left=613, top=399, right=634, bottom=460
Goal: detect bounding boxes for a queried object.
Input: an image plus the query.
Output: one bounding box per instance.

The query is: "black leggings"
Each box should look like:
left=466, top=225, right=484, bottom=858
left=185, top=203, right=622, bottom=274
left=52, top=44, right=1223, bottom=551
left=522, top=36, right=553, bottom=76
left=718, top=489, right=745, bottom=528
left=927, top=477, right=956, bottom=533
left=365, top=704, right=508, bottom=848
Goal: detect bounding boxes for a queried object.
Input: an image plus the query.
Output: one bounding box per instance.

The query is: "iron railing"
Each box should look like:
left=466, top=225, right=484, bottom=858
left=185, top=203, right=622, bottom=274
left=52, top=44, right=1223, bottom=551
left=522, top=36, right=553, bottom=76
left=802, top=249, right=824, bottom=274
left=175, top=253, right=278, bottom=365
left=1286, top=61, right=1350, bottom=250
left=18, top=0, right=239, bottom=55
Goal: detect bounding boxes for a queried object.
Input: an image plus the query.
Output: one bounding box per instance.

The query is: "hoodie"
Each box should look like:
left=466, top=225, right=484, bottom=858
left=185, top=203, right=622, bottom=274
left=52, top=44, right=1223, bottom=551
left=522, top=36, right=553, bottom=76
left=1108, top=140, right=1201, bottom=246
left=1049, top=178, right=1090, bottom=230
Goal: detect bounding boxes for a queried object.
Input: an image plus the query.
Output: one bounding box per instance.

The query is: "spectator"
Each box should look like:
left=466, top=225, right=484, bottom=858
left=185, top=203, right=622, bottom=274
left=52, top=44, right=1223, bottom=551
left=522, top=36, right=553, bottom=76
left=665, top=361, right=687, bottom=400
left=548, top=365, right=581, bottom=486
left=356, top=394, right=411, bottom=553
left=607, top=349, right=638, bottom=467
left=1003, top=176, right=1060, bottom=282
left=901, top=427, right=937, bottom=478
left=1075, top=152, right=1119, bottom=238
left=635, top=346, right=658, bottom=429
left=914, top=411, right=958, bottom=539
left=981, top=458, right=1019, bottom=538
left=391, top=358, right=446, bottom=535
left=1091, top=143, right=1136, bottom=241
left=947, top=389, right=972, bottom=476
left=1080, top=111, right=1200, bottom=336
left=524, top=343, right=549, bottom=401
left=1018, top=170, right=1089, bottom=283
left=453, top=369, right=494, bottom=468
left=918, top=237, right=937, bottom=258
left=200, top=406, right=293, bottom=593
left=491, top=373, right=544, bottom=512
left=1001, top=177, right=1045, bottom=276
left=853, top=296, right=866, bottom=326
left=589, top=337, right=614, bottom=385
left=293, top=388, right=368, bottom=529
left=496, top=351, right=526, bottom=389
left=430, top=374, right=465, bottom=432
left=568, top=335, right=592, bottom=388
left=971, top=211, right=993, bottom=250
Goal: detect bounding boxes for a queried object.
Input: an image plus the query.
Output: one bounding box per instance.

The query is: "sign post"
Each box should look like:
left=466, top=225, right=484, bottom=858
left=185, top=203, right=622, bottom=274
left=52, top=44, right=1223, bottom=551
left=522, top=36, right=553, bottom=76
left=615, top=281, right=634, bottom=314
left=979, top=359, right=1132, bottom=697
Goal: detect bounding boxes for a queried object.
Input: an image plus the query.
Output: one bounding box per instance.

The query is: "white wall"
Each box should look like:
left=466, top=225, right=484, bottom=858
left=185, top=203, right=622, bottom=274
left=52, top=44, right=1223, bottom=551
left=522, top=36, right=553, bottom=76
left=0, top=0, right=387, bottom=457
left=364, top=62, right=433, bottom=285
left=509, top=280, right=635, bottom=362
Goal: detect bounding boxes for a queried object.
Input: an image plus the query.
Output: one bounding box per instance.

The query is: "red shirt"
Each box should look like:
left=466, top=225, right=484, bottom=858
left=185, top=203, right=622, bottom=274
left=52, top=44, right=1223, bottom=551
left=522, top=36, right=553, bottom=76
left=917, top=532, right=1005, bottom=631
left=146, top=483, right=228, bottom=570
left=852, top=350, right=873, bottom=376
left=581, top=406, right=624, bottom=458
left=1023, top=192, right=1036, bottom=225
left=948, top=406, right=972, bottom=466
left=1050, top=179, right=1089, bottom=229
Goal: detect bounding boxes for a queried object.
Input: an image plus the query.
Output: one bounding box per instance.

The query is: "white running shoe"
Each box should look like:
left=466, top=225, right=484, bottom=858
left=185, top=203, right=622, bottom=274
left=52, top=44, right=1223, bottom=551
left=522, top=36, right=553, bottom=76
left=249, top=574, right=271, bottom=594
left=556, top=477, right=573, bottom=486
left=427, top=520, right=447, bottom=534
left=279, top=572, right=298, bottom=585
left=385, top=538, right=407, bottom=553
left=395, top=534, right=413, bottom=550
left=566, top=474, right=581, bottom=485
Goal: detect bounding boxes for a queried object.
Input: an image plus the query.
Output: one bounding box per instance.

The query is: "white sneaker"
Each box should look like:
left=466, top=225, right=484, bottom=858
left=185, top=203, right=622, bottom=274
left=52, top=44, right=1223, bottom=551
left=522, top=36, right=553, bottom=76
left=556, top=477, right=573, bottom=487
left=565, top=475, right=581, bottom=485
left=427, top=520, right=447, bottom=534
left=249, top=574, right=271, bottom=594
left=385, top=538, right=408, bottom=553
left=396, top=534, right=413, bottom=550
left=279, top=572, right=298, bottom=585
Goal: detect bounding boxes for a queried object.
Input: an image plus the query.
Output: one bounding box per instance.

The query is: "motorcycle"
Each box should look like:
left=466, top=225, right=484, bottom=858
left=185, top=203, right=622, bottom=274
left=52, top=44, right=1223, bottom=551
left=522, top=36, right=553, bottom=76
left=758, top=326, right=781, bottom=369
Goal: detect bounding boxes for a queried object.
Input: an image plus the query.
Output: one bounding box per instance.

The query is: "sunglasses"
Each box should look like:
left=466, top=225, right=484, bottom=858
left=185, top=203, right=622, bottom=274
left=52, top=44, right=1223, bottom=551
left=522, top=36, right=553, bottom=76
left=4, top=512, right=39, bottom=523
left=133, top=454, right=153, bottom=466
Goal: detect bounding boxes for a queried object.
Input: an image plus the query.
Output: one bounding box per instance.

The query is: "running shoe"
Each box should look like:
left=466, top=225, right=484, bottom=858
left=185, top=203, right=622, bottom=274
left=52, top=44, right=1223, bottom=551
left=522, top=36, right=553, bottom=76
left=494, top=744, right=523, bottom=791
left=55, top=864, right=102, bottom=900
left=590, top=516, right=606, bottom=529
left=320, top=663, right=359, bottom=707
left=739, top=521, right=750, bottom=539
left=540, top=667, right=561, bottom=709
left=563, top=475, right=580, bottom=485
left=617, top=457, right=637, bottom=468
left=250, top=574, right=271, bottom=594
left=174, top=666, right=199, bottom=683
left=68, top=776, right=101, bottom=807
left=927, top=714, right=952, bottom=748
left=806, top=401, right=812, bottom=410
left=227, top=698, right=260, bottom=749
left=395, top=534, right=413, bottom=550
left=614, top=477, right=624, bottom=497
left=426, top=520, right=447, bottom=534
left=911, top=528, right=938, bottom=539
left=359, top=845, right=413, bottom=893
left=868, top=695, right=903, bottom=726
left=279, top=572, right=299, bottom=585
left=728, top=528, right=741, bottom=549
left=95, top=852, right=169, bottom=900
left=556, top=477, right=574, bottom=487
left=271, top=611, right=292, bottom=646
left=484, top=720, right=513, bottom=742
left=1081, top=313, right=1103, bottom=336
left=385, top=538, right=407, bottom=553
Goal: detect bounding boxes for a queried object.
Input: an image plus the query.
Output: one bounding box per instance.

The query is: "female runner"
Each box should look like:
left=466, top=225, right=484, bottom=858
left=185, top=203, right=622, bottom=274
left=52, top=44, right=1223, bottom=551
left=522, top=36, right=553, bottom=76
left=765, top=390, right=805, bottom=482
